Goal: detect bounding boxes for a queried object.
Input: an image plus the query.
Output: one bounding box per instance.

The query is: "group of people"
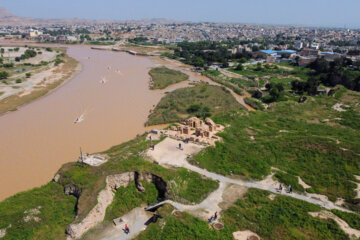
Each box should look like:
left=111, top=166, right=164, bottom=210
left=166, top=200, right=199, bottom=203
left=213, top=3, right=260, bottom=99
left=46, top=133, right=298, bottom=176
left=276, top=184, right=292, bottom=194
left=208, top=212, right=218, bottom=224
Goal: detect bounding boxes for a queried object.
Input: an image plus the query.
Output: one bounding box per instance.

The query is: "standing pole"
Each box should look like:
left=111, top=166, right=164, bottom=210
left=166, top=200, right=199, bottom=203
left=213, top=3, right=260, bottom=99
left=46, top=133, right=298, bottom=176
left=80, top=147, right=83, bottom=162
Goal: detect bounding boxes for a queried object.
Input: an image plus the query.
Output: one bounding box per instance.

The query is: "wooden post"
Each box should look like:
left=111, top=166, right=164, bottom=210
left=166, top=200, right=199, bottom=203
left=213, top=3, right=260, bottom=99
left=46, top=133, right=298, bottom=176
left=80, top=147, right=83, bottom=162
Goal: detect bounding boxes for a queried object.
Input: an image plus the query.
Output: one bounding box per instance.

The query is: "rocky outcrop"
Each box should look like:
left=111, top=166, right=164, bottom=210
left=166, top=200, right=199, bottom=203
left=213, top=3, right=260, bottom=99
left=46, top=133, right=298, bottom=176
left=0, top=224, right=11, bottom=239
left=53, top=173, right=61, bottom=183
left=64, top=184, right=81, bottom=199
left=66, top=172, right=167, bottom=239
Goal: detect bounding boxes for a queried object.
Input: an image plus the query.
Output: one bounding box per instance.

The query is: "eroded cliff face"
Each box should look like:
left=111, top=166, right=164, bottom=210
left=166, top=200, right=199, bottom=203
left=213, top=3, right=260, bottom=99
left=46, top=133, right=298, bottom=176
left=64, top=172, right=167, bottom=239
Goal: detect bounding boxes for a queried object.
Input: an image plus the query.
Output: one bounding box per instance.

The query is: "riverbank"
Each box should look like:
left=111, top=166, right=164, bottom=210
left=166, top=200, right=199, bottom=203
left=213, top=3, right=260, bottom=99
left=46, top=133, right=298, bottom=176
left=1, top=43, right=359, bottom=240
left=0, top=46, right=81, bottom=115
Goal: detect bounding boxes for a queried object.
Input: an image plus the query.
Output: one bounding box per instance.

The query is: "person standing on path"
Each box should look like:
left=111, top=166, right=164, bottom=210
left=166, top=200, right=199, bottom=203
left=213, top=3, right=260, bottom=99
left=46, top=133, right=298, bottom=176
left=125, top=224, right=130, bottom=234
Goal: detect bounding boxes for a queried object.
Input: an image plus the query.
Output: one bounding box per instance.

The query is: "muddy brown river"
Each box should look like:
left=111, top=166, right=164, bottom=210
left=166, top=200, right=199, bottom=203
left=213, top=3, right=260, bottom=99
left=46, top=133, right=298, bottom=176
left=0, top=45, right=196, bottom=200
left=0, top=43, right=242, bottom=200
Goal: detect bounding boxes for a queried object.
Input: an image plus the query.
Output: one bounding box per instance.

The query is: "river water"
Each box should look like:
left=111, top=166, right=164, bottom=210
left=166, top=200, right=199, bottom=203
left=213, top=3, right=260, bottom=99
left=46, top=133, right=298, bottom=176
left=0, top=45, right=179, bottom=200
left=0, top=43, right=246, bottom=200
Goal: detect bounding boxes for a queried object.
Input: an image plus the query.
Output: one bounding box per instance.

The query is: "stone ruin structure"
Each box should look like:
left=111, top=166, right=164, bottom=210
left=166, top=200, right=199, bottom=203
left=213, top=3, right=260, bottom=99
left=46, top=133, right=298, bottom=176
left=162, top=117, right=224, bottom=146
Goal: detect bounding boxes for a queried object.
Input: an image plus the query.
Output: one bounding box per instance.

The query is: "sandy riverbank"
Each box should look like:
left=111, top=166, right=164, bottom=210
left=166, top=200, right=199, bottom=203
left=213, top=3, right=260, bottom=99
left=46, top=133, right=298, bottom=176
left=0, top=47, right=81, bottom=115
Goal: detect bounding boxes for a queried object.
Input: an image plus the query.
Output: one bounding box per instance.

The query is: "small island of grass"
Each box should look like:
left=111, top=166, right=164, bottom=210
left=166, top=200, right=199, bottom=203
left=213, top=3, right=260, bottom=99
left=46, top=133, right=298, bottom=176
left=146, top=83, right=243, bottom=125
left=149, top=66, right=189, bottom=90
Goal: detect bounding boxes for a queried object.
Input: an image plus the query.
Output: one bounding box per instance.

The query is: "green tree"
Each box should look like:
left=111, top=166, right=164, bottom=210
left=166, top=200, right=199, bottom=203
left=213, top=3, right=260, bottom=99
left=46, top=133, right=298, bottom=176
left=269, top=87, right=280, bottom=99
left=0, top=71, right=9, bottom=79
left=235, top=63, right=244, bottom=71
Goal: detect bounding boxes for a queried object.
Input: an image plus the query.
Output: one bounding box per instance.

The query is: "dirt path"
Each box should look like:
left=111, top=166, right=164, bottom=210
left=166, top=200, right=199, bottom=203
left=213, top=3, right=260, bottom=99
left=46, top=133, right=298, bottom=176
left=219, top=68, right=244, bottom=79
left=78, top=137, right=357, bottom=239
left=147, top=137, right=353, bottom=213
left=95, top=208, right=152, bottom=240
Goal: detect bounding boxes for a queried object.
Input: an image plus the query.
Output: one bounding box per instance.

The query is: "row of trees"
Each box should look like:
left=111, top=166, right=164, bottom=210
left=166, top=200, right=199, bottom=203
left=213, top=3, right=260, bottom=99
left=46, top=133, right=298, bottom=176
left=291, top=57, right=360, bottom=95
left=307, top=58, right=360, bottom=91
left=173, top=41, right=252, bottom=68
left=15, top=49, right=37, bottom=62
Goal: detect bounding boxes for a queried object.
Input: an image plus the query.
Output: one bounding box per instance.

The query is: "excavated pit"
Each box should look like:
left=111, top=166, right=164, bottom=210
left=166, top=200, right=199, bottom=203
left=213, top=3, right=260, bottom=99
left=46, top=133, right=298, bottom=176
left=64, top=171, right=168, bottom=239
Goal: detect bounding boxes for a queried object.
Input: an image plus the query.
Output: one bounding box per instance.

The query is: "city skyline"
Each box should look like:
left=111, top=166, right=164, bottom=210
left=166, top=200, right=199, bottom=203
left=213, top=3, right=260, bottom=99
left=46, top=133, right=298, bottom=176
left=0, top=0, right=360, bottom=29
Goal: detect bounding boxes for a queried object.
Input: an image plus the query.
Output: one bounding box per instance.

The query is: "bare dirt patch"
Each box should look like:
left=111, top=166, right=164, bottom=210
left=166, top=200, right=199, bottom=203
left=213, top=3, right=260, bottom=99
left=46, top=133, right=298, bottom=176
left=233, top=230, right=260, bottom=240
left=268, top=194, right=276, bottom=201
left=219, top=184, right=247, bottom=210
left=298, top=176, right=311, bottom=189
left=332, top=103, right=350, bottom=112
left=213, top=223, right=224, bottom=230
left=23, top=206, right=42, bottom=222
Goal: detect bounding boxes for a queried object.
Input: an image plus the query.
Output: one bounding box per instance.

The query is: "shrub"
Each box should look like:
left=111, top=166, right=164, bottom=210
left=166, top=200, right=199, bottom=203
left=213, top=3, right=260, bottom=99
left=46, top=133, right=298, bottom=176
left=54, top=58, right=64, bottom=66
left=187, top=104, right=201, bottom=113
left=2, top=63, right=14, bottom=68
left=0, top=71, right=9, bottom=80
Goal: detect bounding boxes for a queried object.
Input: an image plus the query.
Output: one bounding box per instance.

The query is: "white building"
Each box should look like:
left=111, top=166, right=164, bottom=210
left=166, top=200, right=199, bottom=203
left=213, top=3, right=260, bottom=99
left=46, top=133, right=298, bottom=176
left=29, top=30, right=43, bottom=38
left=310, top=42, right=320, bottom=50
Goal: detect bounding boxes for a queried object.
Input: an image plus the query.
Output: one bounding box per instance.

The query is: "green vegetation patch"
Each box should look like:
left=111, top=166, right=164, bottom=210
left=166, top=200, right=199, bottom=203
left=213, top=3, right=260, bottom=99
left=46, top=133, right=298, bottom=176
left=222, top=189, right=349, bottom=240
left=135, top=189, right=351, bottom=240
left=0, top=182, right=76, bottom=240
left=146, top=83, right=242, bottom=125
left=134, top=204, right=226, bottom=240
left=105, top=181, right=158, bottom=221
left=193, top=91, right=360, bottom=203
left=149, top=66, right=189, bottom=89
left=331, top=209, right=360, bottom=231
left=244, top=97, right=265, bottom=110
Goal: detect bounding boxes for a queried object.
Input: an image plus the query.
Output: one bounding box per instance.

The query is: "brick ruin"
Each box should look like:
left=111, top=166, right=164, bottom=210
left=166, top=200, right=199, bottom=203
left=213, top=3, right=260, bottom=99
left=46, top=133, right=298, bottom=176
left=158, top=117, right=224, bottom=146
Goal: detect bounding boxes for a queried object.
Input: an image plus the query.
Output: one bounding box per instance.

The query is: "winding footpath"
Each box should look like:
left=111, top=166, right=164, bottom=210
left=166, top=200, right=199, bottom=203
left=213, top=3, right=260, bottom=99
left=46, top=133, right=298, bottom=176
left=147, top=137, right=353, bottom=213
left=91, top=136, right=357, bottom=240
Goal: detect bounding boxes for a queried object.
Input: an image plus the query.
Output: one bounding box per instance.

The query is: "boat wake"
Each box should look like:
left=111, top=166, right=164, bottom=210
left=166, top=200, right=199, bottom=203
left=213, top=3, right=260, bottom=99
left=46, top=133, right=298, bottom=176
left=74, top=114, right=84, bottom=124
left=100, top=77, right=107, bottom=84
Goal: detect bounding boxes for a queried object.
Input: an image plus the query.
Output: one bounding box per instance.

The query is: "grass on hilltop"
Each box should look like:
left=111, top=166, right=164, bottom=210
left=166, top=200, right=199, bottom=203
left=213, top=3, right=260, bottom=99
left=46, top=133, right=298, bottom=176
left=135, top=189, right=350, bottom=240
left=0, top=134, right=218, bottom=240
left=149, top=66, right=189, bottom=90
left=0, top=182, right=77, bottom=240
left=58, top=134, right=218, bottom=223
left=192, top=87, right=360, bottom=205
left=146, top=83, right=243, bottom=125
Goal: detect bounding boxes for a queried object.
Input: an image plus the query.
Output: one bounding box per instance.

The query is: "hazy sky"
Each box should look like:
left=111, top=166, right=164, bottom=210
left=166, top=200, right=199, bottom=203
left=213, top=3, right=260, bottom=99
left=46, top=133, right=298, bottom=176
left=0, top=0, right=359, bottom=28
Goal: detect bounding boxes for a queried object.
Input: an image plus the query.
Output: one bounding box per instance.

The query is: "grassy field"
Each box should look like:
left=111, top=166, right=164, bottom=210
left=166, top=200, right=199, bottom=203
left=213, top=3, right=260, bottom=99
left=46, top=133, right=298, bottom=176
left=149, top=66, right=189, bottom=89
left=105, top=181, right=158, bottom=221
left=229, top=62, right=310, bottom=81
left=0, top=182, right=77, bottom=240
left=146, top=83, right=243, bottom=125
left=135, top=189, right=351, bottom=240
left=192, top=87, right=360, bottom=206
left=203, top=70, right=244, bottom=95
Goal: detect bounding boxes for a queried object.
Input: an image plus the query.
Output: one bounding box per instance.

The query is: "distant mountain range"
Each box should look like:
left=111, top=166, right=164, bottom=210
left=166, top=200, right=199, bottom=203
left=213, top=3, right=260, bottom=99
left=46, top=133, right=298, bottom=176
left=0, top=7, right=183, bottom=26
left=0, top=7, right=116, bottom=26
